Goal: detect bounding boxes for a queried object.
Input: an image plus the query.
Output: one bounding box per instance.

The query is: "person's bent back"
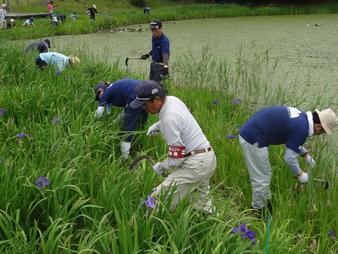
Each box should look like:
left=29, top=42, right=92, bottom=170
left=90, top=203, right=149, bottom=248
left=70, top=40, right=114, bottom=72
left=36, top=52, right=80, bottom=72
left=24, top=39, right=51, bottom=54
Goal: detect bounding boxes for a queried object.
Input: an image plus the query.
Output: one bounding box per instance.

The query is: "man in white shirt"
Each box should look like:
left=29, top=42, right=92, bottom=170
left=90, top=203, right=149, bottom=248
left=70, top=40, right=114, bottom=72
left=130, top=80, right=217, bottom=214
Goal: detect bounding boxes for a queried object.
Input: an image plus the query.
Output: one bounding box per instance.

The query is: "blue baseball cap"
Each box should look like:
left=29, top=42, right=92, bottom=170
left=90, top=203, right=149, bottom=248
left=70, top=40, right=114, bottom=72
left=130, top=80, right=165, bottom=108
left=150, top=20, right=162, bottom=29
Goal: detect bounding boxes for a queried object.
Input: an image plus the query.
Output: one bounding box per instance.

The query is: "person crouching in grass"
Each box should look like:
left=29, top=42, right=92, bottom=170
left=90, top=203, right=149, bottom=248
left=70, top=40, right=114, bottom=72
left=93, top=79, right=149, bottom=159
left=35, top=52, right=80, bottom=74
left=130, top=80, right=217, bottom=215
left=239, top=105, right=338, bottom=216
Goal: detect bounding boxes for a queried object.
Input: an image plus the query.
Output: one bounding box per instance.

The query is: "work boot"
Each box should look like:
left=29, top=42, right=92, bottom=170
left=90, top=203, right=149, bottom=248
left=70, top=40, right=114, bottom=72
left=267, top=200, right=273, bottom=215
left=250, top=203, right=272, bottom=220
left=250, top=207, right=263, bottom=219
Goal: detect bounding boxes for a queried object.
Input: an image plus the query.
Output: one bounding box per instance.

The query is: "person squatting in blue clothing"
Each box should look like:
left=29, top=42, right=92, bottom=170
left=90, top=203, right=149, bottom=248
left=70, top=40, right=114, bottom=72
left=24, top=39, right=51, bottom=54
left=239, top=105, right=338, bottom=214
left=35, top=52, right=80, bottom=74
left=94, top=79, right=148, bottom=158
left=141, top=20, right=170, bottom=83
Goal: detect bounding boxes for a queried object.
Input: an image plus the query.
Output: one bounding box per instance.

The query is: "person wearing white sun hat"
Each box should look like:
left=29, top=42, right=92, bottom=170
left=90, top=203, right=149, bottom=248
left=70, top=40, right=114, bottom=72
left=239, top=105, right=338, bottom=214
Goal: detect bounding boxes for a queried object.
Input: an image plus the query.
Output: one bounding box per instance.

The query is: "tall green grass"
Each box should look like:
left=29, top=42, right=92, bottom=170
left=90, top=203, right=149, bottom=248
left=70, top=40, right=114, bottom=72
left=2, top=3, right=338, bottom=41
left=0, top=43, right=337, bottom=253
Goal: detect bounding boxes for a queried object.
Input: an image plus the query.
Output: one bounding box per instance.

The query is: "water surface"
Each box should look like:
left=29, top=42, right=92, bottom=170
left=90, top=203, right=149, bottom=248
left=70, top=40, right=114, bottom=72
left=49, top=14, right=337, bottom=107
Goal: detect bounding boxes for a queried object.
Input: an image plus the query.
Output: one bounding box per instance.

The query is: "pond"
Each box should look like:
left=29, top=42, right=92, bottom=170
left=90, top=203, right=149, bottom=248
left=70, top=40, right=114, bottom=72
left=48, top=14, right=337, bottom=107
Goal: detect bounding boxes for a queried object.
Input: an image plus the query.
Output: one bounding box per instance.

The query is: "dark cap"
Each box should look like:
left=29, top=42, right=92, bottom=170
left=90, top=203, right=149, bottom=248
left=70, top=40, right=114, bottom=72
left=94, top=82, right=110, bottom=101
left=130, top=80, right=165, bottom=108
left=43, top=39, right=51, bottom=48
left=150, top=20, right=162, bottom=29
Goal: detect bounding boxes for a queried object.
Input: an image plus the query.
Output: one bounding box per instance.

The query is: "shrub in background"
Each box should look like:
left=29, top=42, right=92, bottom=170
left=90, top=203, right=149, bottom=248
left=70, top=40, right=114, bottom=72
left=130, top=0, right=150, bottom=7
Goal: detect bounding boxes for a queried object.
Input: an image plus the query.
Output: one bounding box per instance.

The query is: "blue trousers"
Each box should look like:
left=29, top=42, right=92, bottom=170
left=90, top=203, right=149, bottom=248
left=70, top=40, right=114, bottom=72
left=123, top=105, right=148, bottom=142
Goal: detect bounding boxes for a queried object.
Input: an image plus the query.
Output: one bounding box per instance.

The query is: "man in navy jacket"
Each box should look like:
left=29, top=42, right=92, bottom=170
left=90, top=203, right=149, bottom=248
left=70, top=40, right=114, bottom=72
left=94, top=79, right=148, bottom=158
left=141, top=20, right=170, bottom=83
left=239, top=105, right=338, bottom=213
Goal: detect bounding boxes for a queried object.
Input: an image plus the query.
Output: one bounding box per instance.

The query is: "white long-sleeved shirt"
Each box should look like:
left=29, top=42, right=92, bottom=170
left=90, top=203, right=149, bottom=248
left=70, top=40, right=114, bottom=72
left=155, top=96, right=210, bottom=170
left=284, top=111, right=314, bottom=175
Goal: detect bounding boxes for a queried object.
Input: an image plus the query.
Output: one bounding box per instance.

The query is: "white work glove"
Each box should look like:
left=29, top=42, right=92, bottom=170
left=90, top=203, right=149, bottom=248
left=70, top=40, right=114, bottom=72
left=152, top=162, right=164, bottom=175
left=120, top=141, right=131, bottom=159
left=305, top=155, right=316, bottom=168
left=95, top=106, right=104, bottom=118
left=147, top=122, right=160, bottom=136
left=298, top=172, right=308, bottom=183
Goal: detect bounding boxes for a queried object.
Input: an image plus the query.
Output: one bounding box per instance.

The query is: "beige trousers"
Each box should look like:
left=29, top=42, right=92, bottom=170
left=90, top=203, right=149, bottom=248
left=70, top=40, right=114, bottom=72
left=239, top=135, right=272, bottom=209
left=152, top=150, right=217, bottom=213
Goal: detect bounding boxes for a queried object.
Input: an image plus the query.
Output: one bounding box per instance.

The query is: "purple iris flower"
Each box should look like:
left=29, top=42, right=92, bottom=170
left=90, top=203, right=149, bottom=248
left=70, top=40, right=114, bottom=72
left=213, top=100, right=219, bottom=104
left=328, top=229, right=336, bottom=237
left=231, top=227, right=239, bottom=234
left=36, top=176, right=50, bottom=189
left=239, top=224, right=247, bottom=233
left=232, top=223, right=256, bottom=244
left=226, top=135, right=236, bottom=139
left=141, top=195, right=156, bottom=209
left=55, top=70, right=62, bottom=75
left=16, top=133, right=27, bottom=138
left=233, top=98, right=243, bottom=105
left=0, top=108, right=7, bottom=116
left=246, top=230, right=256, bottom=240
left=51, top=117, right=60, bottom=123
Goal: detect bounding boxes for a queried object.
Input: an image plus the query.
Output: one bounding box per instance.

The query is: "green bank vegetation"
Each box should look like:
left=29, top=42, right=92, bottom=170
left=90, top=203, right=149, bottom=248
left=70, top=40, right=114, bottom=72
left=2, top=1, right=338, bottom=41
left=0, top=41, right=337, bottom=253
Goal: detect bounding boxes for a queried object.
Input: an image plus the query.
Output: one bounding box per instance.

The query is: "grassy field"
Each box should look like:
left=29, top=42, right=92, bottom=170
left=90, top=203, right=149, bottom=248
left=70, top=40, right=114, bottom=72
left=0, top=41, right=337, bottom=253
left=2, top=1, right=338, bottom=41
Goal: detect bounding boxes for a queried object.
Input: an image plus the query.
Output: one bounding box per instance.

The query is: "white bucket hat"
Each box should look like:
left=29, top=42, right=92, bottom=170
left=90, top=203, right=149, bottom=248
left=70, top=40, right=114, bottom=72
left=315, top=108, right=338, bottom=134
left=2, top=4, right=6, bottom=7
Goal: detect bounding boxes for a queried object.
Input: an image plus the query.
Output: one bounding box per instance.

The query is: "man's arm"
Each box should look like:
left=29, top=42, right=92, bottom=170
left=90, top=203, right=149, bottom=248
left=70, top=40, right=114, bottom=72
left=284, top=148, right=303, bottom=176
left=162, top=39, right=169, bottom=67
left=163, top=53, right=169, bottom=67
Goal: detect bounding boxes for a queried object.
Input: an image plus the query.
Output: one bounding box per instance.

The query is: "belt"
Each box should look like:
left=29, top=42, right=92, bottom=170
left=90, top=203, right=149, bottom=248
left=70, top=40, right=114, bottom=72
left=152, top=61, right=164, bottom=66
left=185, top=147, right=212, bottom=157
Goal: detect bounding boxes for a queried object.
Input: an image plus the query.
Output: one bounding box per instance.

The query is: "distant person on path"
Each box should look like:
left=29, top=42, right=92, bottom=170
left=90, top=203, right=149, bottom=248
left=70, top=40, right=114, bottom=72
left=130, top=81, right=217, bottom=214
left=143, top=7, right=150, bottom=15
left=239, top=105, right=338, bottom=215
left=141, top=20, right=170, bottom=83
left=94, top=79, right=148, bottom=159
left=47, top=1, right=55, bottom=18
left=24, top=39, right=51, bottom=54
left=51, top=14, right=58, bottom=26
left=35, top=52, right=80, bottom=73
left=70, top=12, right=77, bottom=20
left=86, top=4, right=98, bottom=21
left=8, top=18, right=16, bottom=29
left=22, top=17, right=34, bottom=27
left=0, top=4, right=7, bottom=29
